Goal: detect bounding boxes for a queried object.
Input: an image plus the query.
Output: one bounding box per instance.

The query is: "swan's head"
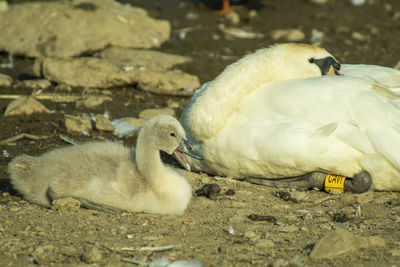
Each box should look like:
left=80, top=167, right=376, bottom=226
left=258, top=43, right=341, bottom=79
left=141, top=115, right=202, bottom=170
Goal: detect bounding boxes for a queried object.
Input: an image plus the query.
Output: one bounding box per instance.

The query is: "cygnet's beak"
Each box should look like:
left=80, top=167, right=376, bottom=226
left=173, top=139, right=203, bottom=172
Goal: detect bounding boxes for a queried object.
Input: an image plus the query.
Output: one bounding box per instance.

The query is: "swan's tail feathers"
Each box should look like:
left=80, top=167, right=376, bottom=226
left=367, top=129, right=400, bottom=170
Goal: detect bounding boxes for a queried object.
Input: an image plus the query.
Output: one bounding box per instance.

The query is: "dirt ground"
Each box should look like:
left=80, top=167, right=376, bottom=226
left=1, top=0, right=400, bottom=266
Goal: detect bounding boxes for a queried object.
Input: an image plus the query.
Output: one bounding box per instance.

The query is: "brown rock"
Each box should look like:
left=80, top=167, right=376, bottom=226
left=4, top=96, right=50, bottom=116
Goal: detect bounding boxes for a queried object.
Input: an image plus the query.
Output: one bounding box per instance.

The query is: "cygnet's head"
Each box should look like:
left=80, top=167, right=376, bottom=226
left=141, top=115, right=187, bottom=155
left=255, top=43, right=341, bottom=80
left=140, top=115, right=202, bottom=166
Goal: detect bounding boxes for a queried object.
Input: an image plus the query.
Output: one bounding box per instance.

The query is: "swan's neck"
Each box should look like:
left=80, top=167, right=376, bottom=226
left=182, top=48, right=288, bottom=141
left=135, top=136, right=166, bottom=185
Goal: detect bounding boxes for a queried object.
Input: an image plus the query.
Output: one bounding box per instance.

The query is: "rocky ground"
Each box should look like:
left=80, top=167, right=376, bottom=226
left=0, top=0, right=400, bottom=266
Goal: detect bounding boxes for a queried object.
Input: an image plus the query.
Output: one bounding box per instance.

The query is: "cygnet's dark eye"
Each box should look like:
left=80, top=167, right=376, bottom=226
left=309, top=58, right=315, bottom=63
left=170, top=132, right=176, bottom=137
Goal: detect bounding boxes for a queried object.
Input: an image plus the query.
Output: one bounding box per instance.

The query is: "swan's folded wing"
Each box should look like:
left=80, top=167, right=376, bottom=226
left=367, top=127, right=400, bottom=170
left=341, top=64, right=400, bottom=94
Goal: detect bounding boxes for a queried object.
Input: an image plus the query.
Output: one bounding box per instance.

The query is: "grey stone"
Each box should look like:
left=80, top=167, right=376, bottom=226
left=138, top=108, right=175, bottom=119
left=278, top=225, right=298, bottom=233
left=0, top=1, right=8, bottom=12
left=395, top=61, right=400, bottom=71
left=32, top=245, right=55, bottom=264
left=224, top=11, right=240, bottom=25
left=229, top=209, right=255, bottom=224
left=41, top=57, right=200, bottom=90
left=255, top=239, right=274, bottom=251
left=0, top=0, right=170, bottom=58
left=64, top=114, right=92, bottom=133
left=296, top=209, right=312, bottom=220
left=167, top=99, right=181, bottom=109
left=4, top=96, right=50, bottom=116
left=333, top=221, right=350, bottom=230
left=272, top=256, right=304, bottom=267
left=76, top=94, right=112, bottom=109
left=99, top=47, right=192, bottom=70
left=95, top=114, right=114, bottom=132
left=310, top=229, right=385, bottom=259
left=219, top=25, right=265, bottom=39
left=289, top=191, right=308, bottom=202
left=81, top=246, right=102, bottom=263
left=112, top=118, right=141, bottom=137
left=271, top=29, right=305, bottom=42
left=389, top=249, right=400, bottom=257
left=51, top=197, right=81, bottom=211
left=119, top=117, right=146, bottom=128
left=309, top=0, right=328, bottom=4
left=16, top=79, right=51, bottom=90
left=0, top=72, right=12, bottom=87
left=352, top=32, right=369, bottom=42
left=59, top=246, right=79, bottom=257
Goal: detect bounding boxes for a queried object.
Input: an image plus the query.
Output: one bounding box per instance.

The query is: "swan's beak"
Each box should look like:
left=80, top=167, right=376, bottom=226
left=173, top=139, right=203, bottom=172
left=313, top=56, right=342, bottom=76
left=327, top=64, right=343, bottom=76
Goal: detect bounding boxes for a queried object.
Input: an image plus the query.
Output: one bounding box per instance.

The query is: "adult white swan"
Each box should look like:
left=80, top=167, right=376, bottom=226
left=178, top=43, right=400, bottom=192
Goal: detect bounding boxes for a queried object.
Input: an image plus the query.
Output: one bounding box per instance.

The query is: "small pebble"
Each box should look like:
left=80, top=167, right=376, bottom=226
left=224, top=11, right=240, bottom=25
left=195, top=183, right=221, bottom=199
left=32, top=245, right=55, bottom=264
left=118, top=225, right=128, bottom=232
left=309, top=0, right=328, bottom=4
left=228, top=225, right=235, bottom=235
left=248, top=214, right=277, bottom=224
left=272, top=191, right=296, bottom=202
left=332, top=212, right=349, bottom=223
left=16, top=79, right=51, bottom=90
left=352, top=32, right=368, bottom=42
left=52, top=197, right=81, bottom=211
left=81, top=247, right=102, bottom=264
left=271, top=29, right=305, bottom=42
left=225, top=189, right=235, bottom=196
left=278, top=225, right=298, bottom=233
left=389, top=249, right=400, bottom=257
left=244, top=231, right=256, bottom=239
left=255, top=239, right=274, bottom=250
left=138, top=108, right=175, bottom=120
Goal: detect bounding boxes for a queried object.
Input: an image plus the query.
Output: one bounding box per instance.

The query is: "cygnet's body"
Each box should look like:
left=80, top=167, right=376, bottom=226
left=8, top=115, right=202, bottom=215
left=178, top=43, right=400, bottom=191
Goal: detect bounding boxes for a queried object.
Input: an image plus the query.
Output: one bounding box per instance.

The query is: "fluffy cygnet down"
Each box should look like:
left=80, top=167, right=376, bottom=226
left=8, top=115, right=202, bottom=215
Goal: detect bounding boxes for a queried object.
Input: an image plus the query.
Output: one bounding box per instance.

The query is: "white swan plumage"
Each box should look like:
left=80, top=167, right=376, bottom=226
left=179, top=43, right=400, bottom=191
left=341, top=64, right=400, bottom=93
left=8, top=115, right=202, bottom=215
